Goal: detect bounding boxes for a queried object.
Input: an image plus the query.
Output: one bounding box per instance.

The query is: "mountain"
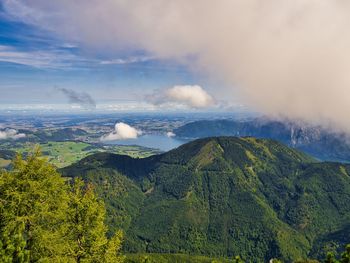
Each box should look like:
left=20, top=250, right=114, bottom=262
left=61, top=137, right=350, bottom=262
left=173, top=119, right=350, bottom=162
left=32, top=127, right=88, bottom=142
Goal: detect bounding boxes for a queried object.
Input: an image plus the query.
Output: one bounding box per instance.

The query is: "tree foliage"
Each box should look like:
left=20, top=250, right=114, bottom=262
left=324, top=244, right=350, bottom=263
left=0, top=150, right=124, bottom=262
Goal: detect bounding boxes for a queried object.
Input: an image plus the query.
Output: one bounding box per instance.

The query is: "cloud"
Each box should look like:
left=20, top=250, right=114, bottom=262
left=0, top=45, right=153, bottom=69
left=166, top=131, right=175, bottom=138
left=5, top=1, right=350, bottom=131
left=0, top=45, right=87, bottom=69
left=0, top=129, right=26, bottom=140
left=101, top=122, right=142, bottom=141
left=56, top=87, right=96, bottom=109
left=100, top=56, right=153, bottom=65
left=147, top=85, right=215, bottom=109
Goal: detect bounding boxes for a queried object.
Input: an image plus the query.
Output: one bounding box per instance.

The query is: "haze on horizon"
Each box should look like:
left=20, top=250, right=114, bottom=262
left=1, top=1, right=350, bottom=132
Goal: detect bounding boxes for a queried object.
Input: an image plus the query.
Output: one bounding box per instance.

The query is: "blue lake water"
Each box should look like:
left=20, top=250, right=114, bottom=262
left=106, top=134, right=188, bottom=152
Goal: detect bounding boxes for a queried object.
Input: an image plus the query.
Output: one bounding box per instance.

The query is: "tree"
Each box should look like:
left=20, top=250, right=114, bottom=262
left=0, top=151, right=125, bottom=262
left=325, top=252, right=339, bottom=263
left=64, top=178, right=125, bottom=262
left=233, top=255, right=244, bottom=263
left=340, top=245, right=350, bottom=263
left=0, top=149, right=70, bottom=262
left=323, top=244, right=350, bottom=263
left=65, top=178, right=108, bottom=262
left=104, top=230, right=125, bottom=263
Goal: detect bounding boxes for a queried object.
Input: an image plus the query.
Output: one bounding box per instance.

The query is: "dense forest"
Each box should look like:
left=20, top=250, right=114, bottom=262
left=1, top=137, right=350, bottom=262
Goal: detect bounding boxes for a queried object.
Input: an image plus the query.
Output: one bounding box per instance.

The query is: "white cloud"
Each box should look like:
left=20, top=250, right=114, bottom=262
left=0, top=45, right=82, bottom=69
left=0, top=129, right=26, bottom=140
left=101, top=122, right=142, bottom=141
left=166, top=131, right=175, bottom=137
left=147, top=85, right=215, bottom=109
left=0, top=44, right=152, bottom=69
left=100, top=56, right=153, bottom=65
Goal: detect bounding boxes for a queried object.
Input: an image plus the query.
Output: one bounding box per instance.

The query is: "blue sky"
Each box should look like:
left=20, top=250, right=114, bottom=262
left=0, top=2, right=206, bottom=107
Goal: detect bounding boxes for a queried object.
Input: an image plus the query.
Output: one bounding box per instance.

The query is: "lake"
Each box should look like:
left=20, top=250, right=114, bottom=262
left=105, top=134, right=188, bottom=152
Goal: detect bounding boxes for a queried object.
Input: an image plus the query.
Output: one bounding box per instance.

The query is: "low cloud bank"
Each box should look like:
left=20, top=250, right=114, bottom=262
left=147, top=85, right=215, bottom=109
left=0, top=129, right=26, bottom=140
left=101, top=122, right=142, bottom=141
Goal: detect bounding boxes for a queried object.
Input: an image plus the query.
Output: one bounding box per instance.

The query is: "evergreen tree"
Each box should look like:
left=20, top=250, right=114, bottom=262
left=0, top=151, right=124, bottom=262
left=340, top=245, right=350, bottom=263
left=65, top=178, right=108, bottom=262
left=232, top=255, right=244, bottom=263
left=0, top=149, right=69, bottom=262
left=104, top=230, right=125, bottom=263
left=325, top=252, right=339, bottom=263
left=324, top=244, right=350, bottom=263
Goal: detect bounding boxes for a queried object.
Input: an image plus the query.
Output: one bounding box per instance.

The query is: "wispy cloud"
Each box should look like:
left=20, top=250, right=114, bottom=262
left=55, top=87, right=96, bottom=109
left=0, top=44, right=157, bottom=70
left=0, top=45, right=89, bottom=69
left=100, top=56, right=153, bottom=65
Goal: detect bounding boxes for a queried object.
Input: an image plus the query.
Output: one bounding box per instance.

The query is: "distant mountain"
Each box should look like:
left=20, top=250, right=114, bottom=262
left=173, top=119, right=350, bottom=162
left=61, top=137, right=350, bottom=261
left=32, top=127, right=88, bottom=142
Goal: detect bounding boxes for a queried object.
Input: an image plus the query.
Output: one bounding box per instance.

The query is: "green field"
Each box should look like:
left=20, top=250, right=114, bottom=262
left=1, top=141, right=161, bottom=168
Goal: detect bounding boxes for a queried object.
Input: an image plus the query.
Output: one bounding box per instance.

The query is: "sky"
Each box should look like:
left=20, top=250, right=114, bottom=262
left=2, top=1, right=350, bottom=132
left=0, top=1, right=226, bottom=111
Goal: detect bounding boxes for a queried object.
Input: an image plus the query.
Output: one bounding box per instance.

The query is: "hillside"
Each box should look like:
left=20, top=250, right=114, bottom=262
left=173, top=119, right=350, bottom=162
left=61, top=137, right=350, bottom=262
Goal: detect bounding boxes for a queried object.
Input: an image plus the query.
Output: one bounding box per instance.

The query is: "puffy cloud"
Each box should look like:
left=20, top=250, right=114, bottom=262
left=0, top=129, right=26, bottom=140
left=6, top=1, right=350, bottom=131
left=147, top=85, right=215, bottom=109
left=101, top=122, right=142, bottom=141
left=166, top=131, right=175, bottom=137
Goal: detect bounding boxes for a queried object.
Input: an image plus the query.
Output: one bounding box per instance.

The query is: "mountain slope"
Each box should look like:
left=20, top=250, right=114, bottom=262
left=61, top=137, right=350, bottom=261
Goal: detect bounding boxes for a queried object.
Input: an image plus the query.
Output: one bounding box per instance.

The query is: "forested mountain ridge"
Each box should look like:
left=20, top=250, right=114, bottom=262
left=61, top=137, right=350, bottom=262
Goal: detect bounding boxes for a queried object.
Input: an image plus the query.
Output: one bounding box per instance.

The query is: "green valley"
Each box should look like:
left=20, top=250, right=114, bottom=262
left=0, top=140, right=161, bottom=168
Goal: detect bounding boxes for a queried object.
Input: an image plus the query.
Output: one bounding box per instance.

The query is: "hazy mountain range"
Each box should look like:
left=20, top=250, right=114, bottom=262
left=174, top=119, right=350, bottom=162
